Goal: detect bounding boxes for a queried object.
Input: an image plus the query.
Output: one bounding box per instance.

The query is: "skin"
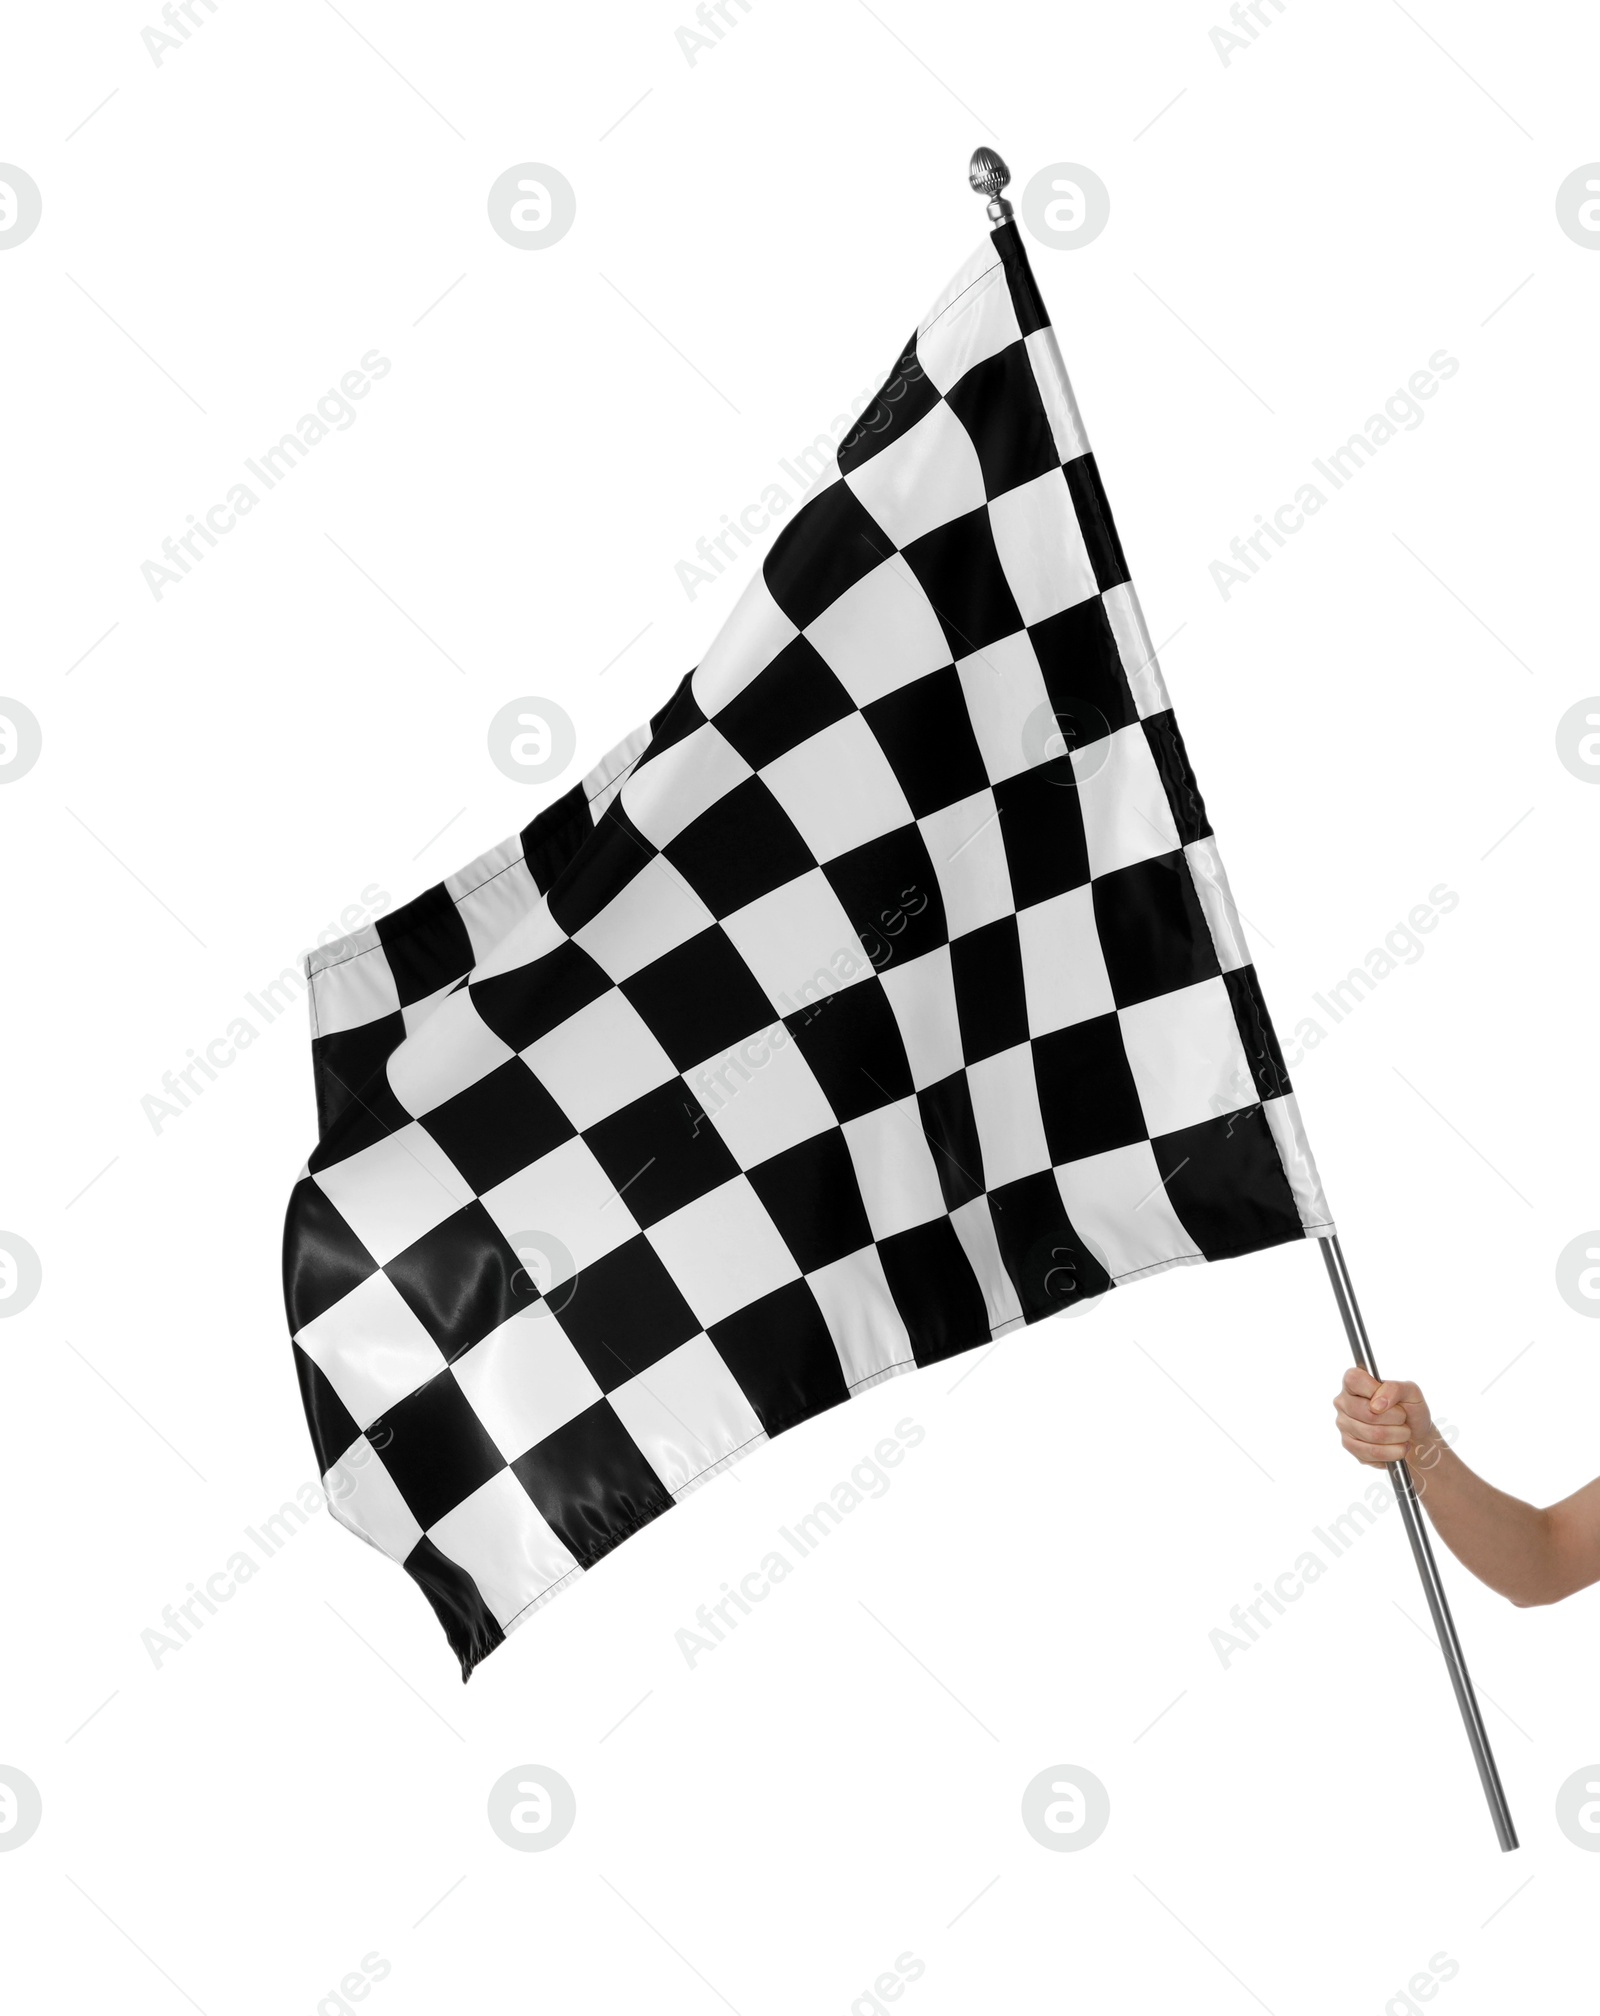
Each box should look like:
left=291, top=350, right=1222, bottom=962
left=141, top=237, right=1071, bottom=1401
left=1333, top=1367, right=1600, bottom=1607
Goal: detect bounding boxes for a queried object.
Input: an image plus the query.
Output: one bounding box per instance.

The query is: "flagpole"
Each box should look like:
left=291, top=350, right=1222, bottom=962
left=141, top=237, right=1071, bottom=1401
left=1319, top=1234, right=1518, bottom=1851
left=964, top=148, right=1517, bottom=1854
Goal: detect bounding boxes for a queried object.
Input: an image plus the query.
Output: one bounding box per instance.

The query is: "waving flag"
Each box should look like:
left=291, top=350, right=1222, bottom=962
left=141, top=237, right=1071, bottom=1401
left=284, top=218, right=1331, bottom=1677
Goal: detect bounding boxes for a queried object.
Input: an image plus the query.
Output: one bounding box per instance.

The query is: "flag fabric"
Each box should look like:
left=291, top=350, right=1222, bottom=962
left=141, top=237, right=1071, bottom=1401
left=283, top=222, right=1332, bottom=1677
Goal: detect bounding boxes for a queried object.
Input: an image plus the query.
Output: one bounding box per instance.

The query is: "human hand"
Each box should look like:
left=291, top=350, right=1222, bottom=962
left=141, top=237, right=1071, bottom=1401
left=1332, top=1366, right=1442, bottom=1471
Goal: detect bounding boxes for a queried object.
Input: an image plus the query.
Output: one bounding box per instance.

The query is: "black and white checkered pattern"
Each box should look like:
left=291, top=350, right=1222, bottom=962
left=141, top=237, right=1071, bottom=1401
left=284, top=225, right=1332, bottom=1677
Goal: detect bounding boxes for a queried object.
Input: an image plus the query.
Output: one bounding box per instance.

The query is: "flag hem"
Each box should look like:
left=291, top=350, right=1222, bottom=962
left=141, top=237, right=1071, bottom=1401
left=464, top=1224, right=1326, bottom=1671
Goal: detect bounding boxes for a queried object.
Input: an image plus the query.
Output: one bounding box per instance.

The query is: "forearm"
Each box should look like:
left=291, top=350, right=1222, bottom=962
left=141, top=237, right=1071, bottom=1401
left=1335, top=1370, right=1600, bottom=1608
left=1408, top=1444, right=1568, bottom=1606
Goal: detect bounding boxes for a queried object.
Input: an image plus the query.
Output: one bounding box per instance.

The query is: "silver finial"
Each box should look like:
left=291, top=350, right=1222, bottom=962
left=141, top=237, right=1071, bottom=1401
left=968, top=147, right=1014, bottom=225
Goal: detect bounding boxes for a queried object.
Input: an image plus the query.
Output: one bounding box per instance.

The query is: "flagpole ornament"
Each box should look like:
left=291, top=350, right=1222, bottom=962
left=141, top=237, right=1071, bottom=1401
left=279, top=149, right=1517, bottom=1851
left=968, top=146, right=1014, bottom=225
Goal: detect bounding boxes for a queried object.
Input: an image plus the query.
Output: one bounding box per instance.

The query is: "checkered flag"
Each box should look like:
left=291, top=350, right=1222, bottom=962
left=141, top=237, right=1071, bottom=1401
left=284, top=221, right=1332, bottom=1677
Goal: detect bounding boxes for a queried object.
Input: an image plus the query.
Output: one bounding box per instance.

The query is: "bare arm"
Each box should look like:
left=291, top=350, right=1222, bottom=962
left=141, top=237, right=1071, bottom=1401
left=1333, top=1368, right=1600, bottom=1608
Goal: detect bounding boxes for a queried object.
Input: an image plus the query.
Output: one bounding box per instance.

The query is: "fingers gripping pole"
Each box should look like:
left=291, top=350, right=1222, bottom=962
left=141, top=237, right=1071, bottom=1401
left=1320, top=1235, right=1519, bottom=1852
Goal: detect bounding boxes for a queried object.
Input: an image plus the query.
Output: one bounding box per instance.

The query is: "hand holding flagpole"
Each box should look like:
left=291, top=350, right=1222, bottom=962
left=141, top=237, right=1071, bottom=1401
left=1320, top=1237, right=1517, bottom=1850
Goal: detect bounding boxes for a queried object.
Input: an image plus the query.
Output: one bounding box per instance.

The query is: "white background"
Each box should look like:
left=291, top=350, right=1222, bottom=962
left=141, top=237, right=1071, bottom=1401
left=3, top=1, right=1597, bottom=2009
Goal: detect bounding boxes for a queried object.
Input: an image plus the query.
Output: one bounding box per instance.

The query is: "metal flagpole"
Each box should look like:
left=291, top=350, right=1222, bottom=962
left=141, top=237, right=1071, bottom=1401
left=964, top=147, right=1519, bottom=1853
left=1320, top=1235, right=1518, bottom=1851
